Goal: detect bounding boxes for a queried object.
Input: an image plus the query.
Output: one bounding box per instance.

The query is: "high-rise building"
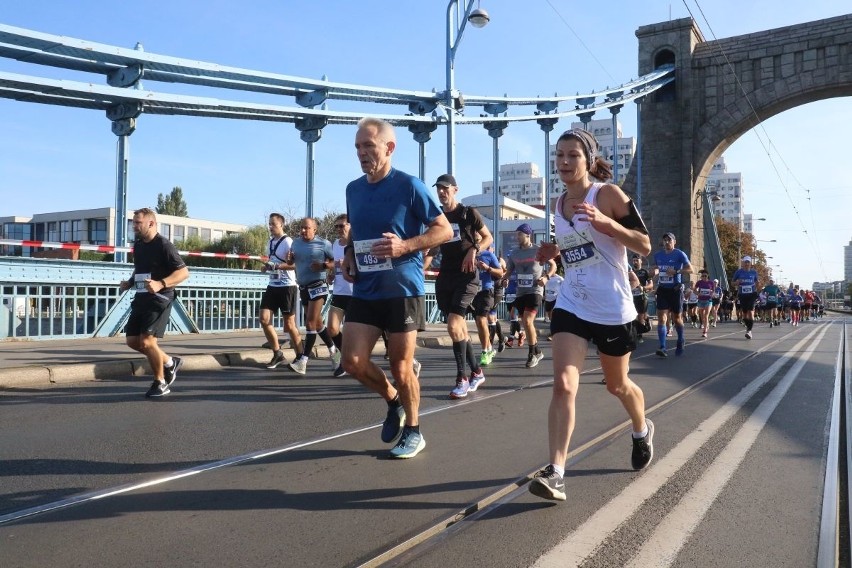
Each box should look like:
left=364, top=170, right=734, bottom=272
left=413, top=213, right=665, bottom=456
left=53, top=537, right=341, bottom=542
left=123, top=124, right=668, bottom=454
left=705, top=157, right=744, bottom=231
left=845, top=238, right=852, bottom=285
left=482, top=162, right=545, bottom=208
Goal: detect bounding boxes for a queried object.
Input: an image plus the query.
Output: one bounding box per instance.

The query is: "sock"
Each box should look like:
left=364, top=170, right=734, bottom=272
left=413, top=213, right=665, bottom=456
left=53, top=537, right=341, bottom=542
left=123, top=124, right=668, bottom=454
left=465, top=340, right=478, bottom=373
left=675, top=324, right=684, bottom=344
left=495, top=321, right=504, bottom=342
left=552, top=464, right=565, bottom=477
left=387, top=394, right=401, bottom=408
left=452, top=340, right=467, bottom=376
left=318, top=327, right=334, bottom=348
left=633, top=424, right=649, bottom=439
left=746, top=318, right=753, bottom=331
left=164, top=357, right=174, bottom=368
left=303, top=330, right=318, bottom=357
left=658, top=324, right=667, bottom=348
left=534, top=343, right=541, bottom=355
left=332, top=331, right=343, bottom=350
left=409, top=424, right=420, bottom=434
left=488, top=323, right=496, bottom=344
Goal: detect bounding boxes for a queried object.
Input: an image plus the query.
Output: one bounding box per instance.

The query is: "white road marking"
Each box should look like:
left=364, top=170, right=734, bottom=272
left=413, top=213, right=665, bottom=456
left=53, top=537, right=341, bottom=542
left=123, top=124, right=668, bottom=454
left=532, top=324, right=826, bottom=568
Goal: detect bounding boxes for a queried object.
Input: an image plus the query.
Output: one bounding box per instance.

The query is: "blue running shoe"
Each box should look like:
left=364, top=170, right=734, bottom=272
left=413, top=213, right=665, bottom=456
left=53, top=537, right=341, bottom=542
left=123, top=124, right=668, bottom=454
left=390, top=427, right=425, bottom=459
left=381, top=403, right=406, bottom=443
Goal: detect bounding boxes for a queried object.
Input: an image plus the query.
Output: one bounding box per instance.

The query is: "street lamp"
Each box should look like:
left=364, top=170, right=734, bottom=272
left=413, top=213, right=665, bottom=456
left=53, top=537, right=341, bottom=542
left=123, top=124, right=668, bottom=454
left=445, top=0, right=490, bottom=174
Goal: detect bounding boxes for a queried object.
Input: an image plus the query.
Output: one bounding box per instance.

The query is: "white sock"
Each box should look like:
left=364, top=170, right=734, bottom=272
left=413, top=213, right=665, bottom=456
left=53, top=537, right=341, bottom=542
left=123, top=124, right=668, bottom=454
left=633, top=424, right=649, bottom=439
left=164, top=357, right=173, bottom=368
left=552, top=464, right=565, bottom=477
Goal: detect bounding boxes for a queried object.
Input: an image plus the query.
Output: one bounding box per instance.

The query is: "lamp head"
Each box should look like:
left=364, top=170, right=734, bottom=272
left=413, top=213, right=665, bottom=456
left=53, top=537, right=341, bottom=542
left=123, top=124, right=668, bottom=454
left=468, top=7, right=490, bottom=28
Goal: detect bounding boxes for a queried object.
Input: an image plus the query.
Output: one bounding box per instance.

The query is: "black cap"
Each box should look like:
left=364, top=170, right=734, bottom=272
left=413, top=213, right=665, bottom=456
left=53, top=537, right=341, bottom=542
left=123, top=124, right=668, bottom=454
left=433, top=174, right=457, bottom=188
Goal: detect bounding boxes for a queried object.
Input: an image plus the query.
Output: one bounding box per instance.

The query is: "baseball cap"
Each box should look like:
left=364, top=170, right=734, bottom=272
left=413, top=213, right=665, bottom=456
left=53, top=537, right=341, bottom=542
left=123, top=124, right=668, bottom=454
left=742, top=256, right=752, bottom=263
left=516, top=223, right=533, bottom=235
left=662, top=232, right=676, bottom=241
left=433, top=174, right=457, bottom=188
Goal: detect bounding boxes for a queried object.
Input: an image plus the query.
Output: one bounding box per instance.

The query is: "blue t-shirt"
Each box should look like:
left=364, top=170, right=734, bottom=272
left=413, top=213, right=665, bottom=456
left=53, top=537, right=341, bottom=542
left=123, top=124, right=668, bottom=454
left=732, top=268, right=758, bottom=295
left=653, top=248, right=690, bottom=288
left=346, top=168, right=443, bottom=300
left=290, top=236, right=333, bottom=287
left=476, top=250, right=501, bottom=290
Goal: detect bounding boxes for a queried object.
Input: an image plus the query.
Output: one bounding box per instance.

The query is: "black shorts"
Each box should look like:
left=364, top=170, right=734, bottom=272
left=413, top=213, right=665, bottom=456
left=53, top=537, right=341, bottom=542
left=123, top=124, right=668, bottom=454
left=299, top=280, right=330, bottom=306
left=345, top=296, right=425, bottom=333
left=260, top=286, right=298, bottom=315
left=739, top=293, right=758, bottom=312
left=470, top=288, right=495, bottom=317
left=765, top=301, right=778, bottom=310
left=632, top=294, right=648, bottom=314
left=711, top=298, right=720, bottom=306
left=126, top=294, right=173, bottom=338
left=544, top=299, right=557, bottom=313
left=435, top=272, right=480, bottom=317
left=550, top=308, right=636, bottom=357
left=655, top=287, right=683, bottom=313
left=330, top=293, right=352, bottom=311
left=514, top=292, right=542, bottom=313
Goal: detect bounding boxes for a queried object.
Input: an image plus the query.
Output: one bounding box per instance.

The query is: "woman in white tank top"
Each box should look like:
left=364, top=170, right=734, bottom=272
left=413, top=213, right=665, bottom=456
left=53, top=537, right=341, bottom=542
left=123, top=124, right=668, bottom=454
left=527, top=128, right=657, bottom=502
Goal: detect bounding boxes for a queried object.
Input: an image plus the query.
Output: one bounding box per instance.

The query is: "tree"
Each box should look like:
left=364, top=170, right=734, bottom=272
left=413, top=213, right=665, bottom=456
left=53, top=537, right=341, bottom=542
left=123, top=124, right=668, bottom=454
left=714, top=217, right=771, bottom=288
left=156, top=186, right=189, bottom=217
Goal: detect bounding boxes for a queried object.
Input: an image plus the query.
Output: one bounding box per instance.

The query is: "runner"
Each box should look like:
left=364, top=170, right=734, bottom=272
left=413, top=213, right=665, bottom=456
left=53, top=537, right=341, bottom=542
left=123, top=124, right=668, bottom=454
left=630, top=254, right=654, bottom=342
left=650, top=232, right=693, bottom=357
left=424, top=173, right=493, bottom=399
left=694, top=269, right=714, bottom=338
left=762, top=278, right=781, bottom=328
left=731, top=256, right=759, bottom=339
left=472, top=243, right=505, bottom=366
left=504, top=223, right=556, bottom=368
left=328, top=213, right=353, bottom=377
left=709, top=278, right=722, bottom=327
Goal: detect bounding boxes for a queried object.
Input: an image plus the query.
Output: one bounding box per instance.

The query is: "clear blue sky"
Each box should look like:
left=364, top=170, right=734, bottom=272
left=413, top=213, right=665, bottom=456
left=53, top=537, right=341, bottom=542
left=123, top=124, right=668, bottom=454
left=1, top=1, right=849, bottom=289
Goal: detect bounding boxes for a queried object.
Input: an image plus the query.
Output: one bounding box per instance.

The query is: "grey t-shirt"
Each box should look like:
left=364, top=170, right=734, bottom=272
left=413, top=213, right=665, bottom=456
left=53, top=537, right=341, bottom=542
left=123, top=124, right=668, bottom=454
left=507, top=245, right=544, bottom=297
left=290, top=236, right=333, bottom=287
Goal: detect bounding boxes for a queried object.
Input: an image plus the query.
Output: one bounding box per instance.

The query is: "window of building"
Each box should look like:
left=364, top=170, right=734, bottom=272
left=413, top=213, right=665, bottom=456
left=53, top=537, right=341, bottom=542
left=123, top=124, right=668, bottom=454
left=87, top=219, right=107, bottom=244
left=212, top=229, right=223, bottom=242
left=71, top=220, right=82, bottom=243
left=201, top=228, right=211, bottom=242
left=188, top=227, right=199, bottom=239
left=160, top=223, right=171, bottom=241
left=174, top=225, right=185, bottom=242
left=47, top=222, right=59, bottom=242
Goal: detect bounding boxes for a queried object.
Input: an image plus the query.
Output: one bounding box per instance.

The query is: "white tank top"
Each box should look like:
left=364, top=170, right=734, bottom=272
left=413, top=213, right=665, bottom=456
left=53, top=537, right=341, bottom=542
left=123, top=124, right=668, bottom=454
left=553, top=183, right=637, bottom=325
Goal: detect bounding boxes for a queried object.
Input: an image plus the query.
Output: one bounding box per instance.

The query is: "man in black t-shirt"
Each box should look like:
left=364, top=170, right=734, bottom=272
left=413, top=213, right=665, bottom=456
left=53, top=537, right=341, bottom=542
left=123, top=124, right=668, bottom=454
left=424, top=174, right=493, bottom=400
left=630, top=254, right=654, bottom=341
left=119, top=208, right=190, bottom=398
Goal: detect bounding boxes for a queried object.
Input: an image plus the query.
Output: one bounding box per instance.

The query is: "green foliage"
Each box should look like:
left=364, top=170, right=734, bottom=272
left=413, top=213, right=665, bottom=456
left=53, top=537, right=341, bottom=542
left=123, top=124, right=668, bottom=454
left=156, top=186, right=189, bottom=217
left=714, top=216, right=772, bottom=288
left=78, top=251, right=112, bottom=262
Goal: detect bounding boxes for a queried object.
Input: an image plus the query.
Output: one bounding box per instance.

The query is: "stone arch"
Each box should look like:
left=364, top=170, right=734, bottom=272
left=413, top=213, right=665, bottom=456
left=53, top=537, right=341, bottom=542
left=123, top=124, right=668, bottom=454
left=624, top=14, right=852, bottom=272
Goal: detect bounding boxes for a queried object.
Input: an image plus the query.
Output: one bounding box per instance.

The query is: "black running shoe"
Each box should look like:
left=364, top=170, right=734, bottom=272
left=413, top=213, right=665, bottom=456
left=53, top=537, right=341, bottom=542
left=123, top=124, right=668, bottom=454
left=496, top=340, right=505, bottom=353
left=266, top=350, right=286, bottom=369
left=631, top=418, right=655, bottom=470
left=145, top=380, right=169, bottom=398
left=529, top=465, right=566, bottom=501
left=381, top=403, right=406, bottom=443
left=164, top=357, right=183, bottom=386
left=655, top=349, right=667, bottom=358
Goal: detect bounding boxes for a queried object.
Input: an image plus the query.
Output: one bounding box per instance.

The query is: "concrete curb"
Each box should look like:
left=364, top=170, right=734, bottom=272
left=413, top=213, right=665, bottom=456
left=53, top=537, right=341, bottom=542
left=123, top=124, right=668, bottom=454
left=0, top=336, right=456, bottom=389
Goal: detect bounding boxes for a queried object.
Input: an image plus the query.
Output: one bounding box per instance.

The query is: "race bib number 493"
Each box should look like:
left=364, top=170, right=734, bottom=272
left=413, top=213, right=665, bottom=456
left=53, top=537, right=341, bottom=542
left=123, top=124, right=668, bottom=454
left=354, top=239, right=392, bottom=272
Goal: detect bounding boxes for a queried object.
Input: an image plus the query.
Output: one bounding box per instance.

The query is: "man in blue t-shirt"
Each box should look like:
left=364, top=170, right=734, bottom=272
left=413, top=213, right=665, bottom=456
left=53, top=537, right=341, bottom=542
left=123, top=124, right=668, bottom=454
left=341, top=117, right=452, bottom=459
left=650, top=232, right=693, bottom=357
left=731, top=256, right=760, bottom=339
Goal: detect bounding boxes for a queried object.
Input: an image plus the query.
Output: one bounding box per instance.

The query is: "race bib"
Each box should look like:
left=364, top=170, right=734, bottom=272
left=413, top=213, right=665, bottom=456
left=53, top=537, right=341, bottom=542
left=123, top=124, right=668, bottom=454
left=741, top=285, right=753, bottom=294
left=354, top=239, right=392, bottom=272
left=504, top=293, right=516, bottom=303
left=517, top=274, right=535, bottom=288
left=448, top=223, right=461, bottom=242
left=556, top=230, right=601, bottom=268
left=632, top=287, right=645, bottom=297
left=767, top=295, right=777, bottom=302
left=308, top=283, right=328, bottom=300
left=134, top=273, right=151, bottom=292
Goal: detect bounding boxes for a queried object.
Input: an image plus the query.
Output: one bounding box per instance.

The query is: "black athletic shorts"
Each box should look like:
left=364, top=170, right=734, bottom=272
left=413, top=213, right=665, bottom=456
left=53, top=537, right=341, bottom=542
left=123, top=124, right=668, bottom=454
left=550, top=308, right=636, bottom=357
left=514, top=292, right=542, bottom=313
left=330, top=293, right=352, bottom=311
left=435, top=272, right=479, bottom=317
left=126, top=293, right=173, bottom=338
left=260, top=285, right=298, bottom=315
left=345, top=296, right=425, bottom=333
left=299, top=280, right=330, bottom=306
left=470, top=288, right=495, bottom=317
left=655, top=286, right=683, bottom=314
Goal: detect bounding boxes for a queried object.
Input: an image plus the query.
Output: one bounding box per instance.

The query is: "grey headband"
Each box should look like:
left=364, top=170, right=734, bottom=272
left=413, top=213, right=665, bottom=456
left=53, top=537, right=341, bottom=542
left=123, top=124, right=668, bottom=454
left=559, top=128, right=597, bottom=166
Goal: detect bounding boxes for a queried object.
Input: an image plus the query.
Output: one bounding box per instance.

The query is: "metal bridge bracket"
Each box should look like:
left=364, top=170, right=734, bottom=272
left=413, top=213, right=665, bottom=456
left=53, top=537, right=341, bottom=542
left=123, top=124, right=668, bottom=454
left=110, top=118, right=137, bottom=137
left=106, top=102, right=143, bottom=122
left=408, top=122, right=438, bottom=144
left=106, top=63, right=144, bottom=88
left=484, top=121, right=508, bottom=139
left=295, top=89, right=328, bottom=108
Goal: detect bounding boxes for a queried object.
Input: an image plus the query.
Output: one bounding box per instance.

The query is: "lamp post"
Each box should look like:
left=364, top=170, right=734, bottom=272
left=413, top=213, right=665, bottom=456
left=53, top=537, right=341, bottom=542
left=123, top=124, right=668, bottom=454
left=445, top=0, right=489, bottom=175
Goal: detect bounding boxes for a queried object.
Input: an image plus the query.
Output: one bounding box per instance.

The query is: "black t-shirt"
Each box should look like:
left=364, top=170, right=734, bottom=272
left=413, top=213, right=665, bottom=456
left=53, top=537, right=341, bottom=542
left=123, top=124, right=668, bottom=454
left=132, top=233, right=186, bottom=299
left=428, top=204, right=484, bottom=275
left=634, top=268, right=651, bottom=286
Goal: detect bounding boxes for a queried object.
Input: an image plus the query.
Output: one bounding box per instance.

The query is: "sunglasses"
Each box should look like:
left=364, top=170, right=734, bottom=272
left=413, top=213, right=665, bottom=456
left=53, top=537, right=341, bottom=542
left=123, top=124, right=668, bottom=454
left=334, top=224, right=347, bottom=228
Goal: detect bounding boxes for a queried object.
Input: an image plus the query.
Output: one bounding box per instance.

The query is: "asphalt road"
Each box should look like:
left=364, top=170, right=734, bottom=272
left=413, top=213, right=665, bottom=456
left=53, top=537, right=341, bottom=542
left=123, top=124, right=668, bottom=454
left=1, top=316, right=849, bottom=567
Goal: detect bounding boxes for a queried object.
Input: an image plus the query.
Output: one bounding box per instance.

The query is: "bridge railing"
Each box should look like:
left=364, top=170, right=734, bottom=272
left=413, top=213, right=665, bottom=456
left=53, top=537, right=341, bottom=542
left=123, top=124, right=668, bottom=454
left=0, top=257, right=441, bottom=340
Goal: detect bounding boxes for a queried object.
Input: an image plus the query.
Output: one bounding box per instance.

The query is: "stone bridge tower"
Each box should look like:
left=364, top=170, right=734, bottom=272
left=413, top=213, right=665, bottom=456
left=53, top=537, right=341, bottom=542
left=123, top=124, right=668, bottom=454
left=622, top=14, right=852, bottom=272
